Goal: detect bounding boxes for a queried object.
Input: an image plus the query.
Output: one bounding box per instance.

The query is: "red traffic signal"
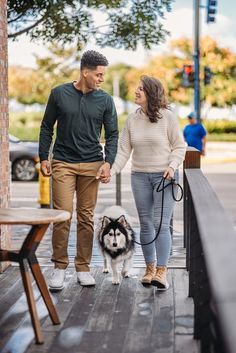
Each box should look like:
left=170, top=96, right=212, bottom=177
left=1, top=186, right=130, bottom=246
left=182, top=64, right=194, bottom=88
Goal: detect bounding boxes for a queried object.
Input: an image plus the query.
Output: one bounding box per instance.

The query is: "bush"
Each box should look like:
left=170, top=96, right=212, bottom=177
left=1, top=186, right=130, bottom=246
left=180, top=118, right=236, bottom=141
left=9, top=112, right=43, bottom=140
left=204, top=120, right=236, bottom=134
left=9, top=111, right=236, bottom=142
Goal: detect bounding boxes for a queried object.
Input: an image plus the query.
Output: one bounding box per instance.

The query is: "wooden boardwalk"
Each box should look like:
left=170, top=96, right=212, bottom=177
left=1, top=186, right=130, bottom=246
left=0, top=171, right=200, bottom=352
left=0, top=266, right=198, bottom=353
left=0, top=206, right=198, bottom=352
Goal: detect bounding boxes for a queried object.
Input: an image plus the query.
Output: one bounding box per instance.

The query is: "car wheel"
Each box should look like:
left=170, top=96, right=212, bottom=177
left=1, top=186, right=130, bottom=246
left=12, top=158, right=38, bottom=181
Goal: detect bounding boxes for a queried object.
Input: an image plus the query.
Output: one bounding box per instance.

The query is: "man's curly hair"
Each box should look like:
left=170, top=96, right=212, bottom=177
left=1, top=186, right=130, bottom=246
left=80, top=50, right=109, bottom=70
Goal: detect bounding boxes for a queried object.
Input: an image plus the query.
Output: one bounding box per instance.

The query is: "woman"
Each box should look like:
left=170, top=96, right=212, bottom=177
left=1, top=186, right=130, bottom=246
left=111, top=76, right=186, bottom=290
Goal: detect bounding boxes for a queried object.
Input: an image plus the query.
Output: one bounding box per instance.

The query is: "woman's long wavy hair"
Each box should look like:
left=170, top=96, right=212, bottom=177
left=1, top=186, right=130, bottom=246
left=140, top=75, right=170, bottom=123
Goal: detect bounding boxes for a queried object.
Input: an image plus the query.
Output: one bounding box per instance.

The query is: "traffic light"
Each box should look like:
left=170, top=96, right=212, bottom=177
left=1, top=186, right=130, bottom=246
left=182, top=64, right=194, bottom=88
left=206, top=0, right=217, bottom=23
left=204, top=66, right=213, bottom=85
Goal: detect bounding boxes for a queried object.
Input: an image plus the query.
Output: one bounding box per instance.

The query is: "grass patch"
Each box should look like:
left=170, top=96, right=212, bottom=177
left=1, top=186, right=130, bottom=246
left=207, top=133, right=236, bottom=142
left=9, top=111, right=236, bottom=142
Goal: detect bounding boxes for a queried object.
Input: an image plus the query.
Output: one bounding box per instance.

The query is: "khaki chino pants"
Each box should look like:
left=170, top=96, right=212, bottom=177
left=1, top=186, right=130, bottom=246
left=51, top=159, right=103, bottom=272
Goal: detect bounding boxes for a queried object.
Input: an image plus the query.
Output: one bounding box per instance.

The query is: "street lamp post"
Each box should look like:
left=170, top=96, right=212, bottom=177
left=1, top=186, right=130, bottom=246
left=193, top=0, right=201, bottom=123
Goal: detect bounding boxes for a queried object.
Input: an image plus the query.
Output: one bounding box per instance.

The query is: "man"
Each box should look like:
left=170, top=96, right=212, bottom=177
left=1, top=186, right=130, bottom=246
left=183, top=112, right=207, bottom=155
left=39, top=50, right=118, bottom=290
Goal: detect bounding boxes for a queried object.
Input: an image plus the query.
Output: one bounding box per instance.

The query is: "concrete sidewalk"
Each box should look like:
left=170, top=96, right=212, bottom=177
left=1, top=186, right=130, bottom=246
left=201, top=141, right=236, bottom=164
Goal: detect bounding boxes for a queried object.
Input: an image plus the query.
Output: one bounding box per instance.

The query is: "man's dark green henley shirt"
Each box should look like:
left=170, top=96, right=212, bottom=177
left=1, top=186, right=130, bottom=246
left=39, top=83, right=118, bottom=165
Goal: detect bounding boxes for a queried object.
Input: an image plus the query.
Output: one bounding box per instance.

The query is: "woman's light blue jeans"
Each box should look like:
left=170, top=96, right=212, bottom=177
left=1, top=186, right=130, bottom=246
left=131, top=171, right=178, bottom=266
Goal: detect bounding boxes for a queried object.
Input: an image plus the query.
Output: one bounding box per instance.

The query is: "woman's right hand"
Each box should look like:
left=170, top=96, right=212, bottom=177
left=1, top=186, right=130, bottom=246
left=163, top=166, right=174, bottom=180
left=40, top=160, right=52, bottom=177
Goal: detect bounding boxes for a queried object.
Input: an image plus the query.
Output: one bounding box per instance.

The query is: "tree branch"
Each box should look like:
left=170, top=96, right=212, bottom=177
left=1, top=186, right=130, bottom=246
left=8, top=14, right=46, bottom=38
left=7, top=9, right=29, bottom=24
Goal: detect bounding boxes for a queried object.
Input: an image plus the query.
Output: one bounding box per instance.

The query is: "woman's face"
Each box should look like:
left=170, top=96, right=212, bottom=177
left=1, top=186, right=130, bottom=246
left=135, top=82, right=147, bottom=107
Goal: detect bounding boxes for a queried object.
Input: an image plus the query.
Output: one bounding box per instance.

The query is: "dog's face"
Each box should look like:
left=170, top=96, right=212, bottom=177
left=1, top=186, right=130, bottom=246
left=100, top=215, right=129, bottom=251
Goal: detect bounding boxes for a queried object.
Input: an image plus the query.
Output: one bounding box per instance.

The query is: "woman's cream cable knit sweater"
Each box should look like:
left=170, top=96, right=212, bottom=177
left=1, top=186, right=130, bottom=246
left=111, top=109, right=186, bottom=175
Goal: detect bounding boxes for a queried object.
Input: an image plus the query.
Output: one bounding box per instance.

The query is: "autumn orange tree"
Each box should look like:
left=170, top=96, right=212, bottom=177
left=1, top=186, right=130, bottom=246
left=126, top=36, right=236, bottom=107
left=9, top=44, right=80, bottom=104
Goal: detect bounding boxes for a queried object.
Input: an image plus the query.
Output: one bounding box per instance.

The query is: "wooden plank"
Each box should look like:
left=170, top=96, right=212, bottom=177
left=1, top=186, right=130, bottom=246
left=26, top=268, right=82, bottom=353
left=0, top=267, right=71, bottom=350
left=0, top=268, right=197, bottom=353
left=0, top=268, right=52, bottom=350
left=173, top=269, right=194, bottom=335
left=215, top=300, right=236, bottom=353
left=185, top=169, right=236, bottom=302
left=149, top=269, right=175, bottom=353
left=0, top=266, right=21, bottom=298
left=80, top=274, right=138, bottom=353
left=184, top=148, right=201, bottom=169
left=122, top=269, right=156, bottom=353
left=175, top=335, right=199, bottom=353
left=46, top=268, right=106, bottom=353
left=85, top=276, right=121, bottom=332
left=101, top=275, right=138, bottom=353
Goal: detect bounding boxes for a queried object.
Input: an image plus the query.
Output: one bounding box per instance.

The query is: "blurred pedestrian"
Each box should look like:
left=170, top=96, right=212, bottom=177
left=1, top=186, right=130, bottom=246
left=183, top=112, right=207, bottom=155
left=39, top=50, right=118, bottom=290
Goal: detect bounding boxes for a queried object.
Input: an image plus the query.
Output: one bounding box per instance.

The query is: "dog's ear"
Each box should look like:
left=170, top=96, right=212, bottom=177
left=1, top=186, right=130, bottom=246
left=117, top=215, right=127, bottom=227
left=102, top=216, right=111, bottom=228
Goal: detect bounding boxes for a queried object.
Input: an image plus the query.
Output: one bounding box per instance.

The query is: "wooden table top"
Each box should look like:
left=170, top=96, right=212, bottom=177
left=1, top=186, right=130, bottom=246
left=0, top=208, right=71, bottom=225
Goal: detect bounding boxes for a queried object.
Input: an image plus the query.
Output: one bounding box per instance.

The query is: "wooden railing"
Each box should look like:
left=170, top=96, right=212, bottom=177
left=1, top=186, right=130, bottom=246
left=184, top=148, right=236, bottom=353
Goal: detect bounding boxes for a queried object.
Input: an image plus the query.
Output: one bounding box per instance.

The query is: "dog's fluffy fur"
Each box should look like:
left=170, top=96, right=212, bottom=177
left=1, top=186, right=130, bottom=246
left=96, top=206, right=135, bottom=284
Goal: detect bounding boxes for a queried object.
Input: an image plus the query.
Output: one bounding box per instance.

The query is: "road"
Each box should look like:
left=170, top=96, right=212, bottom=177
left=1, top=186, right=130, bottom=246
left=10, top=161, right=236, bottom=227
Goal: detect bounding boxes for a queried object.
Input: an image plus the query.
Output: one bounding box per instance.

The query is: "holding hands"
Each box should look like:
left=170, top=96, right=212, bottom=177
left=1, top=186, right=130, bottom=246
left=96, top=162, right=111, bottom=183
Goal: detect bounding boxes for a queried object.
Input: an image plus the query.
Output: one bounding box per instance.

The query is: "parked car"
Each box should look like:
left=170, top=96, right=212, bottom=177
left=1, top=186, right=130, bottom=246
left=9, top=134, right=39, bottom=181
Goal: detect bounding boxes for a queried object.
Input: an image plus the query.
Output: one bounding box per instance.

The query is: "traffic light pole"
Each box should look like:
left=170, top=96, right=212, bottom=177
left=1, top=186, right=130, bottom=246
left=193, top=0, right=201, bottom=122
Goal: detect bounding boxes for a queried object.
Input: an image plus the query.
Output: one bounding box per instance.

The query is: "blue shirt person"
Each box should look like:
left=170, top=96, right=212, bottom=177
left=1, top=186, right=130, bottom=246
left=183, top=112, right=207, bottom=155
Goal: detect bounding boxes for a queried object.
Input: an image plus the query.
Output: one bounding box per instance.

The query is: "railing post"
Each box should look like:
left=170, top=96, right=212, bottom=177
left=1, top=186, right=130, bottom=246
left=183, top=147, right=201, bottom=272
left=116, top=173, right=121, bottom=206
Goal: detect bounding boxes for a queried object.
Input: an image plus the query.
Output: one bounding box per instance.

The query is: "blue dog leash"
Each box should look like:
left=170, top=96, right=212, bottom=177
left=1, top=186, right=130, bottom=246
left=133, top=176, right=183, bottom=246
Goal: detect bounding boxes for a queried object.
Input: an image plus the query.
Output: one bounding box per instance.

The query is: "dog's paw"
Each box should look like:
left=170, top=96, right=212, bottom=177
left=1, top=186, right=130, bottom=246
left=103, top=268, right=109, bottom=273
left=121, top=271, right=129, bottom=278
left=112, top=278, right=120, bottom=285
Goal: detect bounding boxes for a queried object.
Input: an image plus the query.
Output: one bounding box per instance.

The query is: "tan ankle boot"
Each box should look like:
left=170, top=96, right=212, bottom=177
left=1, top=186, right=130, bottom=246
left=151, top=266, right=169, bottom=290
left=141, top=263, right=155, bottom=285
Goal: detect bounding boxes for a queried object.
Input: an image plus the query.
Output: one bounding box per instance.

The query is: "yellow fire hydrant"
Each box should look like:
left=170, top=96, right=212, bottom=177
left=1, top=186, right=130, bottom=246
left=36, top=163, right=51, bottom=208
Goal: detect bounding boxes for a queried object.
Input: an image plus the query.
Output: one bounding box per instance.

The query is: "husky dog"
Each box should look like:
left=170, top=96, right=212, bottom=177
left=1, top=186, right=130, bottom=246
left=96, top=206, right=135, bottom=284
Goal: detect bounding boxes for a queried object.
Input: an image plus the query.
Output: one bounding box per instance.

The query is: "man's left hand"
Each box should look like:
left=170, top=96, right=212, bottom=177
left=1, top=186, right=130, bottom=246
left=96, top=162, right=111, bottom=183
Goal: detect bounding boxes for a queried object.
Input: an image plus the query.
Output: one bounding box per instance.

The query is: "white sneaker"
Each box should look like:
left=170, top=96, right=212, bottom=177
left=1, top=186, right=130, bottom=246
left=48, top=268, right=65, bottom=291
left=77, top=271, right=95, bottom=286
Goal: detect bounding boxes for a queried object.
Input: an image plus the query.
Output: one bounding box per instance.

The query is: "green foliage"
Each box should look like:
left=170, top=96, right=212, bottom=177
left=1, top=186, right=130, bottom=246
left=9, top=49, right=132, bottom=104
left=126, top=37, right=236, bottom=107
left=103, top=63, right=132, bottom=100
left=204, top=120, right=236, bottom=134
left=180, top=118, right=236, bottom=139
left=9, top=44, right=80, bottom=104
left=9, top=112, right=43, bottom=140
left=10, top=111, right=236, bottom=142
left=8, top=0, right=173, bottom=50
left=9, top=112, right=129, bottom=142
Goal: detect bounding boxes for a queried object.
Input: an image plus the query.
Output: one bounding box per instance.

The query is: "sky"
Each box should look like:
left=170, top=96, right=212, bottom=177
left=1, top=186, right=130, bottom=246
left=8, top=0, right=236, bottom=69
